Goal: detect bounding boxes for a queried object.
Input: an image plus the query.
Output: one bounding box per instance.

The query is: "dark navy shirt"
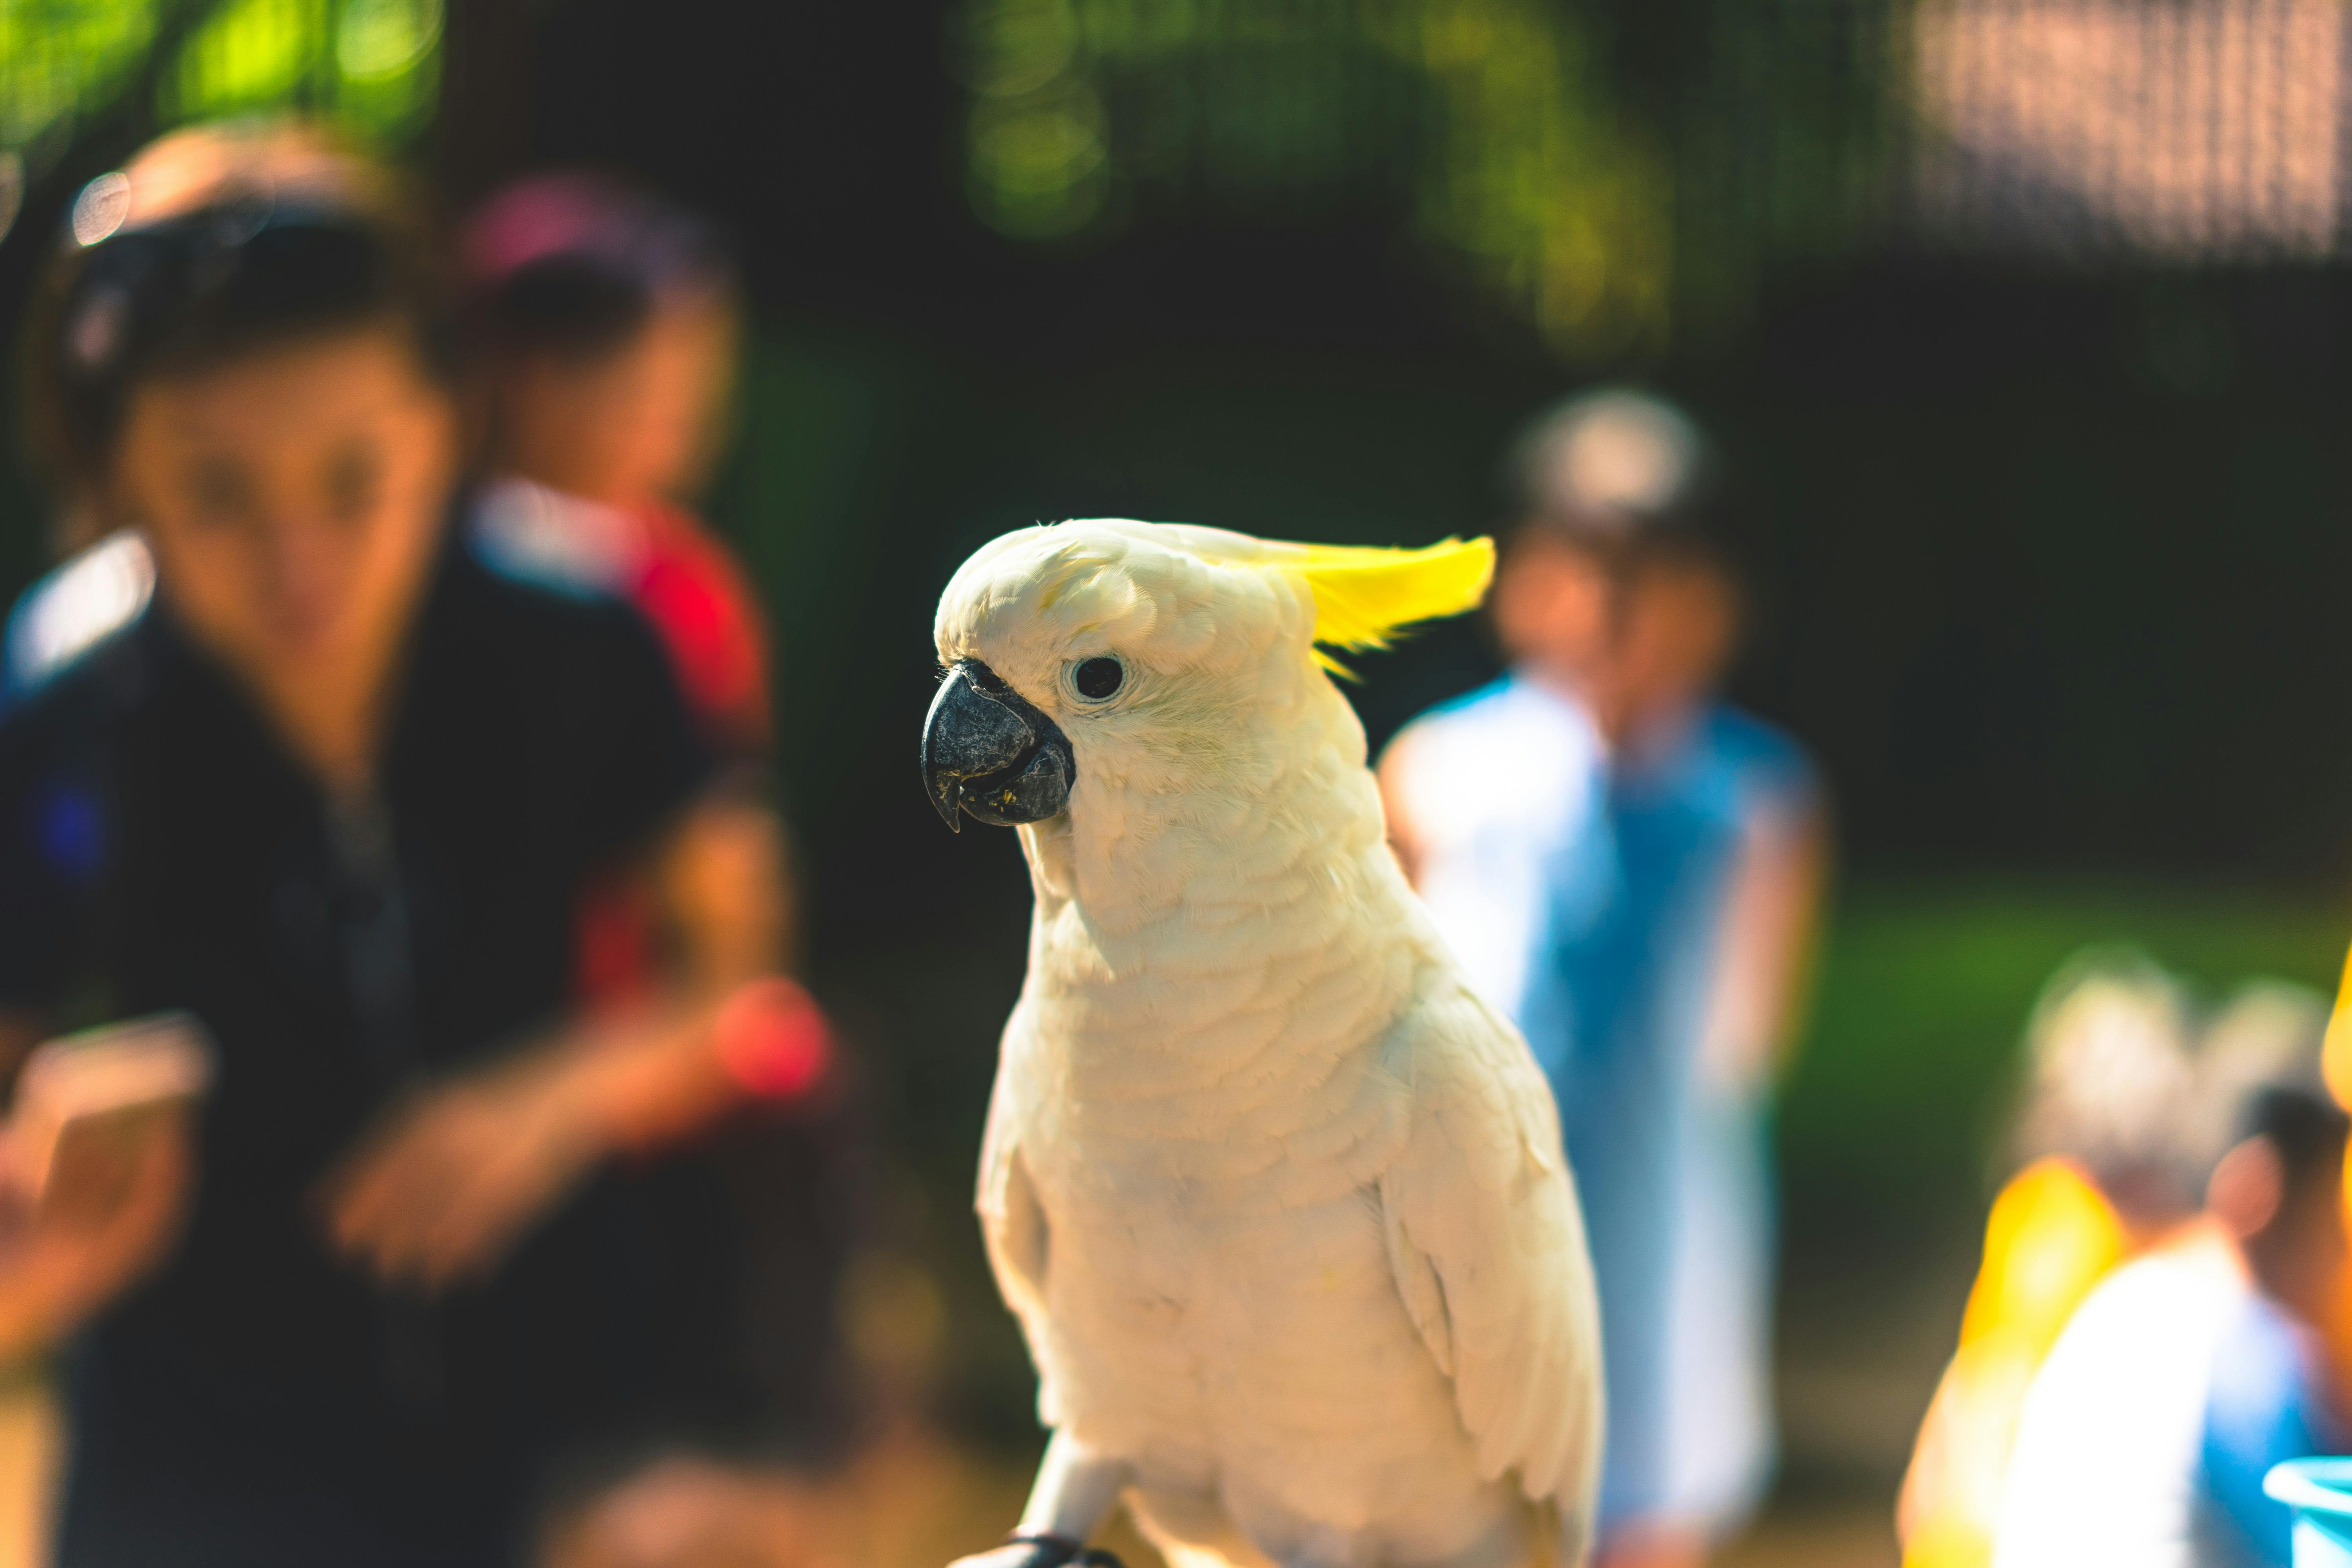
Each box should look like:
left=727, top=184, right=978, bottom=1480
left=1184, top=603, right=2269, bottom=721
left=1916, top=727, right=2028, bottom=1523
left=0, top=536, right=722, bottom=1565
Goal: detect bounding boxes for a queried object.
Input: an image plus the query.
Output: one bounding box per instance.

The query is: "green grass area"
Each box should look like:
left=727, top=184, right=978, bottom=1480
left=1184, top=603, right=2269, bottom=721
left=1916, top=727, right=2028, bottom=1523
left=1779, top=878, right=2352, bottom=1261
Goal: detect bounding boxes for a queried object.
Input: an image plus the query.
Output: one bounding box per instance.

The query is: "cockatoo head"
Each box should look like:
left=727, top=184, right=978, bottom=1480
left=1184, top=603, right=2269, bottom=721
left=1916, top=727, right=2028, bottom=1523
left=923, top=519, right=1491, bottom=831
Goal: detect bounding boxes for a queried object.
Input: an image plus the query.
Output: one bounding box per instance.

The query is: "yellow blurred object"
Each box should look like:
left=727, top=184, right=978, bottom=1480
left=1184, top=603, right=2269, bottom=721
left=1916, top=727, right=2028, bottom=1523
left=1896, top=1157, right=2129, bottom=1568
left=2321, top=940, right=2352, bottom=1419
left=2325, top=940, right=2352, bottom=1255
left=2321, top=940, right=2352, bottom=1112
left=1956, top=1158, right=2127, bottom=1354
left=0, top=1374, right=60, bottom=1568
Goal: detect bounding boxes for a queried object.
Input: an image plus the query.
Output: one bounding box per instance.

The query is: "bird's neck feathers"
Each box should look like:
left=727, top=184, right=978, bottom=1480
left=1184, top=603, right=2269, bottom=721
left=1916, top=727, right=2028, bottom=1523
left=1011, top=663, right=1424, bottom=1122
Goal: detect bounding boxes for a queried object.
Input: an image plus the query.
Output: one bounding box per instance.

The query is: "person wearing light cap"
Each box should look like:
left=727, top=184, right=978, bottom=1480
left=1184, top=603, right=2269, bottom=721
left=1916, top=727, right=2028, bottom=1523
left=1990, top=975, right=2352, bottom=1568
left=1381, top=389, right=1825, bottom=1568
left=1900, top=950, right=2206, bottom=1568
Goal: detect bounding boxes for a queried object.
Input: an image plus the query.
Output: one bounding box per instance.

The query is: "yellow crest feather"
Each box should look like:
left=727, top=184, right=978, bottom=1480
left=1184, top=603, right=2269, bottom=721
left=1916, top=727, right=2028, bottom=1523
left=1284, top=537, right=1496, bottom=677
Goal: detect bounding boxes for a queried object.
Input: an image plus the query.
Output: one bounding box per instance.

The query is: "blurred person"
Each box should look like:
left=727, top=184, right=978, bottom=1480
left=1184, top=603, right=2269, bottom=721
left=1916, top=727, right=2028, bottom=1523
left=1898, top=951, right=2204, bottom=1568
left=0, top=129, right=414, bottom=693
left=0, top=120, right=847, bottom=1566
left=458, top=172, right=878, bottom=1568
left=1377, top=436, right=1618, bottom=1011
left=459, top=172, right=767, bottom=761
left=1990, top=977, right=2348, bottom=1568
left=2192, top=982, right=2352, bottom=1565
left=1381, top=390, right=1826, bottom=1568
left=1608, top=530, right=1824, bottom=1567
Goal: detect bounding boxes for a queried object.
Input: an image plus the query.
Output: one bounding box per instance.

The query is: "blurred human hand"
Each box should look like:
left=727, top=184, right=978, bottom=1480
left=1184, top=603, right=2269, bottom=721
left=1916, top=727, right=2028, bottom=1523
left=541, top=1455, right=846, bottom=1568
left=0, top=1105, right=193, bottom=1361
left=322, top=968, right=811, bottom=1292
left=321, top=1047, right=604, bottom=1292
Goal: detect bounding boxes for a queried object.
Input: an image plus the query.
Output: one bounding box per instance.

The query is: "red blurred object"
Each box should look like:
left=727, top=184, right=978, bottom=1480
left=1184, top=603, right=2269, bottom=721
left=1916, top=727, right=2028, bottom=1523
left=573, top=875, right=660, bottom=1007
left=628, top=501, right=771, bottom=754
left=715, top=977, right=833, bottom=1101
left=459, top=172, right=626, bottom=282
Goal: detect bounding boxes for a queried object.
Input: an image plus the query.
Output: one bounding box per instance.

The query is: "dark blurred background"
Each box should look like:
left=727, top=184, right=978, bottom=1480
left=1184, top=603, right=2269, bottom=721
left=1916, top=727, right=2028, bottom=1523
left=7, top=0, right=2352, bottom=1554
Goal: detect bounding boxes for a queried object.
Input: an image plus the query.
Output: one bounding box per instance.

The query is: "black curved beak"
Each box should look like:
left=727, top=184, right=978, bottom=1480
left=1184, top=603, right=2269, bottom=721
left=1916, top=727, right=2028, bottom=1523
left=922, top=660, right=1075, bottom=832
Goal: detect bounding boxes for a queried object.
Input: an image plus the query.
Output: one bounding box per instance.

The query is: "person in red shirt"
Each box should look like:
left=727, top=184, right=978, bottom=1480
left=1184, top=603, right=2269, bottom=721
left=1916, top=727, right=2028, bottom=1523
left=458, top=174, right=821, bottom=1019
left=461, top=172, right=770, bottom=760
left=457, top=175, right=867, bottom=1563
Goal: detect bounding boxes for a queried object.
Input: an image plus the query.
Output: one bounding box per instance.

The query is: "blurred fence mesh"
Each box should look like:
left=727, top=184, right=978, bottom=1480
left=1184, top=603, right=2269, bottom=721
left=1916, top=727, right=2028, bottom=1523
left=1909, top=0, right=2347, bottom=261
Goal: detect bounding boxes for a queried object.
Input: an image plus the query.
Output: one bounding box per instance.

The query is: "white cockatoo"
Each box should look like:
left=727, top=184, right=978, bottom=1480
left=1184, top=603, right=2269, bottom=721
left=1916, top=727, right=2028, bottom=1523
left=919, top=520, right=1603, bottom=1568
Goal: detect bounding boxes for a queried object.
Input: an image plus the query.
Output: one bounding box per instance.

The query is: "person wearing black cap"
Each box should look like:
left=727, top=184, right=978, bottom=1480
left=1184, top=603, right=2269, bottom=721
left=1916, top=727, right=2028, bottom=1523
left=0, top=120, right=846, bottom=1565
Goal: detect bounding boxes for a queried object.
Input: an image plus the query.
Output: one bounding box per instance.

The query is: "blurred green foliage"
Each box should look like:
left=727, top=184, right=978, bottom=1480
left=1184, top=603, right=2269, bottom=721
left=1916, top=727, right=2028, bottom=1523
left=1781, top=878, right=2352, bottom=1266
left=166, top=0, right=441, bottom=134
left=0, top=0, right=439, bottom=176
left=0, top=0, right=158, bottom=150
left=957, top=0, right=1676, bottom=354
left=955, top=0, right=1896, bottom=358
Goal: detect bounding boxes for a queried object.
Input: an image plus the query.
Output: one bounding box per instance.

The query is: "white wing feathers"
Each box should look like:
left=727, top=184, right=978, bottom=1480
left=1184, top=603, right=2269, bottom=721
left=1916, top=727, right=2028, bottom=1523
left=979, top=980, right=1601, bottom=1557
left=977, top=1028, right=1057, bottom=1417
left=1377, top=983, right=1604, bottom=1531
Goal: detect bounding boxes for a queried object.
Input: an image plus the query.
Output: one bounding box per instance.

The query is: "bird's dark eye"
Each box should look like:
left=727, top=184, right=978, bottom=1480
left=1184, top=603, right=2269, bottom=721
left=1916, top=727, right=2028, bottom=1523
left=1074, top=657, right=1124, bottom=699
